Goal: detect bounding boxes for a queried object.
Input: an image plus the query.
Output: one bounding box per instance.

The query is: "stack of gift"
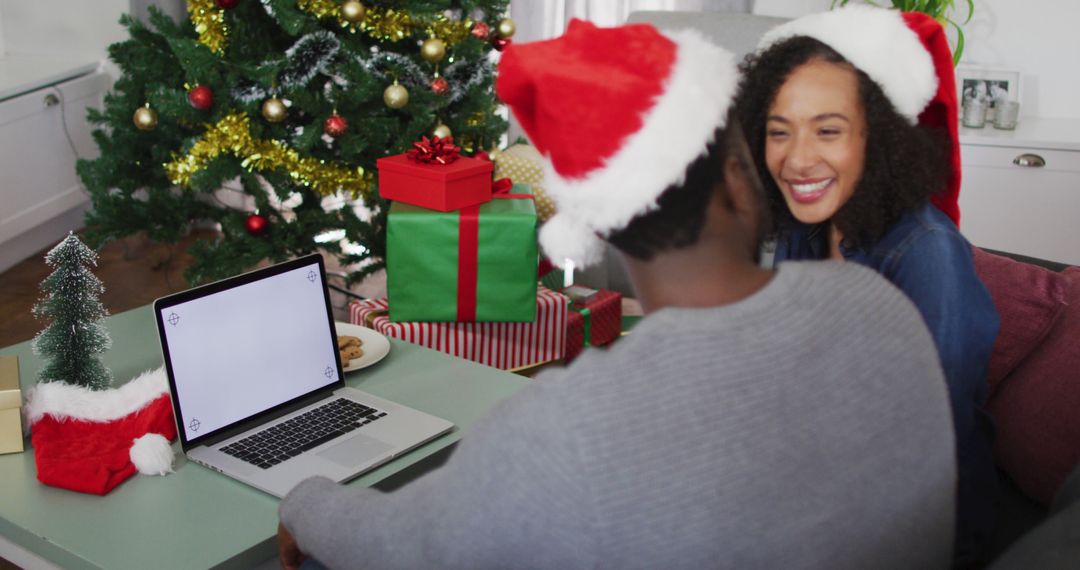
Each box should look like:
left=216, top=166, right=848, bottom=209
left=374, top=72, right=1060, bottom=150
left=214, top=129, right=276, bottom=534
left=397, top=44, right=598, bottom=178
left=370, top=136, right=565, bottom=369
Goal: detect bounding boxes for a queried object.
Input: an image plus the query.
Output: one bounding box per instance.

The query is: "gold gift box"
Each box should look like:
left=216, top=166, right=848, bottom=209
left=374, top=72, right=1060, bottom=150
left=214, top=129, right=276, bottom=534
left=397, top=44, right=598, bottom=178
left=0, top=356, right=24, bottom=454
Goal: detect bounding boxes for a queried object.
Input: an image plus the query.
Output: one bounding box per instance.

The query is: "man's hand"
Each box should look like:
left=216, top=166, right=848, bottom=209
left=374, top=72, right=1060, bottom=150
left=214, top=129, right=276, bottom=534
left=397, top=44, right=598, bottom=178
left=278, top=521, right=307, bottom=570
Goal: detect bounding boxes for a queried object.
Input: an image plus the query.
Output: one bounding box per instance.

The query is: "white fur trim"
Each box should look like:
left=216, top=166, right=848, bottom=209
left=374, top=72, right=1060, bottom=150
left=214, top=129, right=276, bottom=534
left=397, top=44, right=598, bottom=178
left=24, top=367, right=170, bottom=426
left=758, top=5, right=937, bottom=124
left=540, top=29, right=738, bottom=267
left=130, top=433, right=175, bottom=476
left=539, top=213, right=606, bottom=269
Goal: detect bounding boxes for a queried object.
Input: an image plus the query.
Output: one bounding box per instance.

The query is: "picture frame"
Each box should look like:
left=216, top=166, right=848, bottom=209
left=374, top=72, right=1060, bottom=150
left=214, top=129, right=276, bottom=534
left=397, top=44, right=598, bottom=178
left=956, top=66, right=1023, bottom=120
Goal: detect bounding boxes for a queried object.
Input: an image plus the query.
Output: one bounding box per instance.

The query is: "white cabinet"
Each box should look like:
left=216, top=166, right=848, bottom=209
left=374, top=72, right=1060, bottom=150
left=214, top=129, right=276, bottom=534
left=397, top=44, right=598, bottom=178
left=958, top=118, right=1080, bottom=265
left=0, top=57, right=109, bottom=272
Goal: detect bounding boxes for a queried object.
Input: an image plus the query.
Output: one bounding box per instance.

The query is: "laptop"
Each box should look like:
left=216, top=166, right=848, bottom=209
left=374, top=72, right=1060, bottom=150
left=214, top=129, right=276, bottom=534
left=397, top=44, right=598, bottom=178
left=154, top=254, right=454, bottom=498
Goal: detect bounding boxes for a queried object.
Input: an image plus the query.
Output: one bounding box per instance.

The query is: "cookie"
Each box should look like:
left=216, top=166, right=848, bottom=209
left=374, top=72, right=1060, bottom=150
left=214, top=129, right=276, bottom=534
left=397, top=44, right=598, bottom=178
left=337, top=335, right=362, bottom=349
left=340, top=344, right=364, bottom=363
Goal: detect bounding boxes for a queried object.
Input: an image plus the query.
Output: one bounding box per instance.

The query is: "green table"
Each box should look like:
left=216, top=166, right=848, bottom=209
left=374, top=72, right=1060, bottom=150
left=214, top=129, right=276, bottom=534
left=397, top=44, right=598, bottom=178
left=0, top=306, right=529, bottom=569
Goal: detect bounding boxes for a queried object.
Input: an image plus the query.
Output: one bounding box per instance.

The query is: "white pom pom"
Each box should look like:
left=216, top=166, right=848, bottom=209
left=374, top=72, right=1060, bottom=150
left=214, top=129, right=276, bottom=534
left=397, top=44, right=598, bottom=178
left=540, top=214, right=606, bottom=269
left=130, top=433, right=175, bottom=476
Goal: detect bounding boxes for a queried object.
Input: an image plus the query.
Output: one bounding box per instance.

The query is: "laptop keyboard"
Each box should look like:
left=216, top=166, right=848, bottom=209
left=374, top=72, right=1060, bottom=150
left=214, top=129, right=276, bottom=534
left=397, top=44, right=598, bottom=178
left=219, top=399, right=387, bottom=469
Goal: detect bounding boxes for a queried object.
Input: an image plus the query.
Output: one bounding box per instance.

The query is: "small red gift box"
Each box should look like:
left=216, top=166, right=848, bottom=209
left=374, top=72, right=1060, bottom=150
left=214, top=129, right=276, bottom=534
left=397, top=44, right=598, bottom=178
left=565, top=287, right=622, bottom=363
left=377, top=153, right=494, bottom=212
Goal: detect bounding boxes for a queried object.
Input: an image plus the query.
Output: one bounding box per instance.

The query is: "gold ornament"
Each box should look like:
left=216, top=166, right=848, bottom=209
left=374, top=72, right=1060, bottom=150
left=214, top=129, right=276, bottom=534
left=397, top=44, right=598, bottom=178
left=496, top=18, right=516, bottom=39
left=383, top=82, right=409, bottom=109
left=133, top=106, right=158, bottom=131
left=188, top=0, right=228, bottom=54
left=340, top=0, right=365, bottom=23
left=164, top=113, right=373, bottom=199
left=261, top=97, right=288, bottom=123
left=420, top=37, right=446, bottom=63
left=432, top=123, right=452, bottom=140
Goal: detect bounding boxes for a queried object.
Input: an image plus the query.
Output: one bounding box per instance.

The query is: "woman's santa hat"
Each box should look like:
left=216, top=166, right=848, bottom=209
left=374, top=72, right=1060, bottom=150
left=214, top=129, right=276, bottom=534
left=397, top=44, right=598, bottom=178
left=758, top=5, right=963, bottom=226
left=25, top=368, right=177, bottom=495
left=496, top=19, right=739, bottom=268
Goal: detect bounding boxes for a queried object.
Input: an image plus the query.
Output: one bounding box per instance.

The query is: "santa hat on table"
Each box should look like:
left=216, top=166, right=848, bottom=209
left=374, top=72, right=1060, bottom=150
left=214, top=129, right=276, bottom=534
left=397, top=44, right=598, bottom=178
left=496, top=19, right=739, bottom=268
left=25, top=367, right=177, bottom=495
left=758, top=5, right=963, bottom=226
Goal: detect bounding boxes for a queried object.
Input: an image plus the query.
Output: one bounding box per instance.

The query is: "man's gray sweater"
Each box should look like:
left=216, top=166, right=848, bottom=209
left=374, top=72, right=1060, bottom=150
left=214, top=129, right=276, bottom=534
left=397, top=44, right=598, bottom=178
left=280, top=261, right=956, bottom=569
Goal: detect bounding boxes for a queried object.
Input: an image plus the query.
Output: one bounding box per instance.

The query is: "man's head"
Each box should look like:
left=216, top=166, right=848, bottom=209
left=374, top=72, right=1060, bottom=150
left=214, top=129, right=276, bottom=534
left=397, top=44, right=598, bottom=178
left=496, top=20, right=759, bottom=269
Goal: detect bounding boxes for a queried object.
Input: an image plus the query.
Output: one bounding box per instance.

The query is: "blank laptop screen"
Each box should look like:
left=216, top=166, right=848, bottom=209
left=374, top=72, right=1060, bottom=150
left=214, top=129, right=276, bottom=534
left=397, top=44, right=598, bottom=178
left=159, top=262, right=339, bottom=441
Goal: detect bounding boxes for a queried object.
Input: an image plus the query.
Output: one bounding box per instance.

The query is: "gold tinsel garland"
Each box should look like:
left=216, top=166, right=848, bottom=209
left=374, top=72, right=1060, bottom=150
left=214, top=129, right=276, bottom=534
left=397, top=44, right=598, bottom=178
left=188, top=0, right=227, bottom=55
left=190, top=0, right=474, bottom=57
left=297, top=1, right=472, bottom=45
left=165, top=113, right=373, bottom=200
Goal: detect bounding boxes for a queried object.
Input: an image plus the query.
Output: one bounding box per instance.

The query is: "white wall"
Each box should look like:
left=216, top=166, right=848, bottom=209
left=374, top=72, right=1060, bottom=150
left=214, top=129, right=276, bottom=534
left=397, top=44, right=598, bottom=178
left=0, top=0, right=128, bottom=59
left=753, top=0, right=1080, bottom=120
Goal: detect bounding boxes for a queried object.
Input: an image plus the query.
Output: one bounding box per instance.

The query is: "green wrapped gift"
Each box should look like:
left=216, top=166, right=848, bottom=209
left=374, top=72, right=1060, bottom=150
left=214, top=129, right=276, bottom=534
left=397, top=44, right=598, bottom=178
left=387, top=183, right=538, bottom=322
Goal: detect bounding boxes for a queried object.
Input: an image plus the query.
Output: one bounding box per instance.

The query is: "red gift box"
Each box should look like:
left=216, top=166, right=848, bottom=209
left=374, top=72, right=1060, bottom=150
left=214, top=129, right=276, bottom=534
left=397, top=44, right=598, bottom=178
left=377, top=153, right=494, bottom=212
left=349, top=287, right=568, bottom=371
left=565, top=288, right=622, bottom=363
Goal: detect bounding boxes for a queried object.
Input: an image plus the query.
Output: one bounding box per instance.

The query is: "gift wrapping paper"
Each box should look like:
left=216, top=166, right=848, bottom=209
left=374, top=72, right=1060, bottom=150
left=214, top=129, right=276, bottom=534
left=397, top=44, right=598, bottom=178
left=387, top=184, right=538, bottom=322
left=0, top=356, right=24, bottom=454
left=565, top=289, right=623, bottom=363
left=377, top=153, right=494, bottom=212
left=349, top=287, right=567, bottom=370
left=493, top=144, right=556, bottom=222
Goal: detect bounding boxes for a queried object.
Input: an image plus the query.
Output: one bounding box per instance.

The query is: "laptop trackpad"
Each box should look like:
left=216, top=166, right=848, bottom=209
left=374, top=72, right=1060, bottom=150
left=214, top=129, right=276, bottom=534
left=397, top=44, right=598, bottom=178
left=318, top=434, right=393, bottom=467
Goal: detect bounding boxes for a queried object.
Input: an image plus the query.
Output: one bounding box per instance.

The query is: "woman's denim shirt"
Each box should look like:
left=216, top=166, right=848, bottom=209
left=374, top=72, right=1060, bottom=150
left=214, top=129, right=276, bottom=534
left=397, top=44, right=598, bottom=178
left=775, top=202, right=1001, bottom=561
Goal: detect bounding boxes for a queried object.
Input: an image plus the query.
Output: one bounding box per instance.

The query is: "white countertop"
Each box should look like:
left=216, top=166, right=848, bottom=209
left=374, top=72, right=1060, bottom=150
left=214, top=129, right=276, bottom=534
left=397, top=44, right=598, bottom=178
left=0, top=54, right=100, bottom=101
left=960, top=116, right=1080, bottom=151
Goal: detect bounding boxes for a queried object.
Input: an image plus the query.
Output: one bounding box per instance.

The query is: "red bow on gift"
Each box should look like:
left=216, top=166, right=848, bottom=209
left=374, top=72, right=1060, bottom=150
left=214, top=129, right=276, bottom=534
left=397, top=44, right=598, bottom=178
left=492, top=177, right=513, bottom=195
left=406, top=136, right=461, bottom=165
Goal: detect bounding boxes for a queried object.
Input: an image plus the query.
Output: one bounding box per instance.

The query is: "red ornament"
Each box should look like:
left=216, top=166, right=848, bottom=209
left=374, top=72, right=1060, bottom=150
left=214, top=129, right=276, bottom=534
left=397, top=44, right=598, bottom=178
left=188, top=85, right=213, bottom=111
left=245, top=213, right=269, bottom=236
left=430, top=77, right=449, bottom=95
left=215, top=0, right=240, bottom=8
left=492, top=38, right=511, bottom=52
left=471, top=22, right=490, bottom=40
left=324, top=114, right=348, bottom=138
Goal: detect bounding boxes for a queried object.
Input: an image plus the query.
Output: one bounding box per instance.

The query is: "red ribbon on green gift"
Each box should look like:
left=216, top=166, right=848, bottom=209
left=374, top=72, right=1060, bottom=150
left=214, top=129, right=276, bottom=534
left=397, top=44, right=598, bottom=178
left=456, top=178, right=534, bottom=321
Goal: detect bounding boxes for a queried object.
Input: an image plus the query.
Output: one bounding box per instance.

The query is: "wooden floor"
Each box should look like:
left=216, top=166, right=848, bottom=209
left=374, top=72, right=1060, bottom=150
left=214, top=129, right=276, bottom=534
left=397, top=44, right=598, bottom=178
left=0, top=230, right=220, bottom=348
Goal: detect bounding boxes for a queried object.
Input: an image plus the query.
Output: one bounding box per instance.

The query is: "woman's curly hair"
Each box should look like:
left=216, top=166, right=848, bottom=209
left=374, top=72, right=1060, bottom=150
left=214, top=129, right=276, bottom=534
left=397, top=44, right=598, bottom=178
left=733, top=36, right=948, bottom=248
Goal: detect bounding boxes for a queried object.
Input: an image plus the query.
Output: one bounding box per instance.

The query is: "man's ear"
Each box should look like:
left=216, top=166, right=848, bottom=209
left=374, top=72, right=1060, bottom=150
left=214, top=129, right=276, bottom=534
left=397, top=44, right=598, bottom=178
left=722, top=156, right=755, bottom=218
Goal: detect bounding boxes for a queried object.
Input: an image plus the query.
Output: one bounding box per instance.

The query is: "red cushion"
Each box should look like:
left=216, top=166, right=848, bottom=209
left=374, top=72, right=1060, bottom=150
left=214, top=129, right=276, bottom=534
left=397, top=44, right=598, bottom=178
left=987, top=266, right=1080, bottom=505
left=971, top=247, right=1068, bottom=397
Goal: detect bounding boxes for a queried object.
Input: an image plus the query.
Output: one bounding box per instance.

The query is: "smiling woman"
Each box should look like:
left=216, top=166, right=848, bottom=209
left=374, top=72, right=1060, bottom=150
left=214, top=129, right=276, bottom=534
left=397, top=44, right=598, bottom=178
left=735, top=6, right=1002, bottom=568
left=764, top=58, right=867, bottom=240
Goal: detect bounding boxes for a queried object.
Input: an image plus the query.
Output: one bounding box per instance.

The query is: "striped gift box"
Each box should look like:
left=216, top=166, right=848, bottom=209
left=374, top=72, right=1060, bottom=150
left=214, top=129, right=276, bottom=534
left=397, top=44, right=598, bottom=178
left=349, top=287, right=568, bottom=370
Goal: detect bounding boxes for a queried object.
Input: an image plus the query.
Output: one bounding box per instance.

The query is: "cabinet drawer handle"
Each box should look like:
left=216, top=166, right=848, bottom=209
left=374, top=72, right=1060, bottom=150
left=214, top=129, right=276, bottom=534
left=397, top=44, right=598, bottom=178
left=1013, top=153, right=1046, bottom=167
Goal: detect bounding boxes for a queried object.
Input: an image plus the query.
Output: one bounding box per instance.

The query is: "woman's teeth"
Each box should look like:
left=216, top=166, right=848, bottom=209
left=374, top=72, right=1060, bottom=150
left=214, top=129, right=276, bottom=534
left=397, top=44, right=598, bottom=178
left=791, top=179, right=832, bottom=195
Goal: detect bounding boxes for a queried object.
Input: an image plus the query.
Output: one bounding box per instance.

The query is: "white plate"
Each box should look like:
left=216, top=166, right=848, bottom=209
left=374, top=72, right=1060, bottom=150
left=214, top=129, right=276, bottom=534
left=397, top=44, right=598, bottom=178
left=335, top=322, right=391, bottom=372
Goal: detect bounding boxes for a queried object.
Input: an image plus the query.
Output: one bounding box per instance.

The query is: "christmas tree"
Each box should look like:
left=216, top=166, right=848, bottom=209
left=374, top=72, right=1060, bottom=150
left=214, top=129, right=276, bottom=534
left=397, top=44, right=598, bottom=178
left=78, top=0, right=511, bottom=285
left=32, top=233, right=113, bottom=391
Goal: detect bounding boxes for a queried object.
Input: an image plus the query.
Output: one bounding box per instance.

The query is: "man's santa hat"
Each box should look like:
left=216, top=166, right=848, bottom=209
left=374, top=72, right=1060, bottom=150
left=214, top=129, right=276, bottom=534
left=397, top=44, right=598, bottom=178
left=25, top=368, right=177, bottom=495
left=496, top=19, right=739, bottom=268
left=758, top=5, right=963, bottom=226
